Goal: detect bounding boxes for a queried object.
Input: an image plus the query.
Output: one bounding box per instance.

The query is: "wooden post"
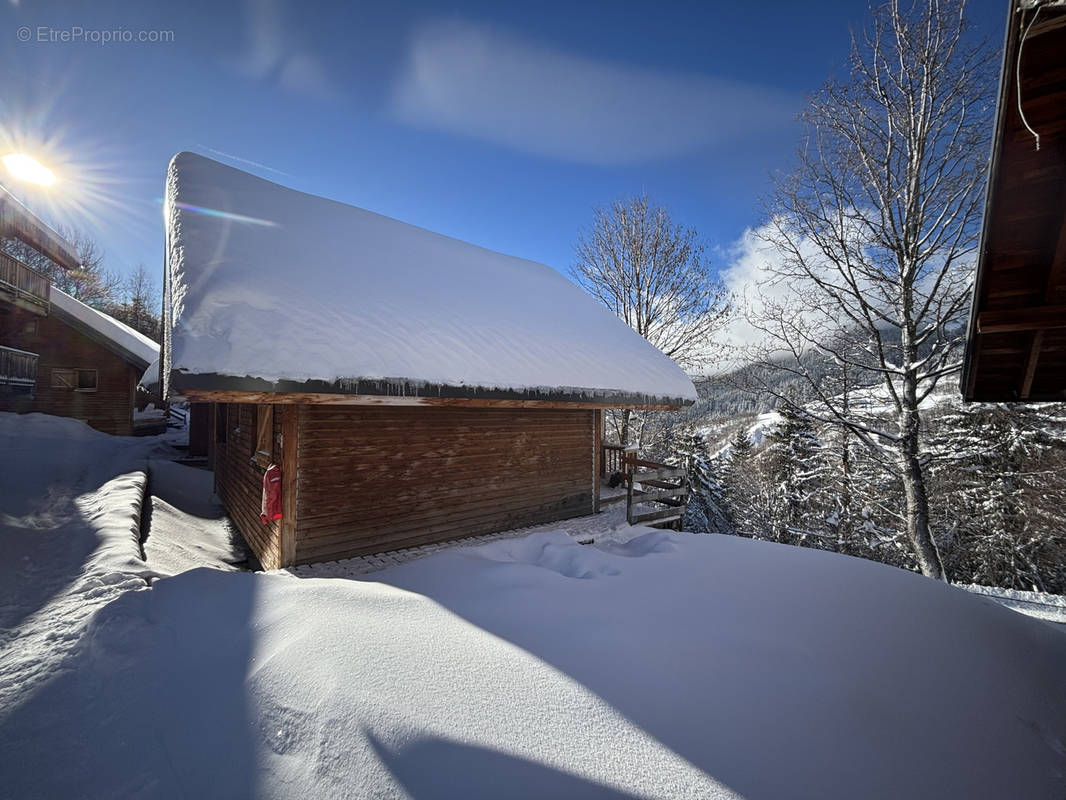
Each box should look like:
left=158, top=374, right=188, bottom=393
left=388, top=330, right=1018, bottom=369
left=593, top=409, right=602, bottom=513
left=279, top=404, right=299, bottom=568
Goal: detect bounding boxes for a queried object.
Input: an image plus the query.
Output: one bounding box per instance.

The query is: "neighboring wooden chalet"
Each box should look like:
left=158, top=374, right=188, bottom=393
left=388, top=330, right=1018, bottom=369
left=0, top=287, right=159, bottom=435
left=1, top=184, right=80, bottom=397
left=962, top=0, right=1066, bottom=401
left=160, top=152, right=696, bottom=569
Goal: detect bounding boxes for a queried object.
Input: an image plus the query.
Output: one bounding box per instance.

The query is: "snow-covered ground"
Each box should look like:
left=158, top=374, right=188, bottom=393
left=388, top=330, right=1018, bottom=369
left=2, top=412, right=1066, bottom=799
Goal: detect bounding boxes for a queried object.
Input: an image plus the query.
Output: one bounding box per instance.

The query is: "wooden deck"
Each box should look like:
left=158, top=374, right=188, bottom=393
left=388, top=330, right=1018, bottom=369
left=599, top=443, right=690, bottom=529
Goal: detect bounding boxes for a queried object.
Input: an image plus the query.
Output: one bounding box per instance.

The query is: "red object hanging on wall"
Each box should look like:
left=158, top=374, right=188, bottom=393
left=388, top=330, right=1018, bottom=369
left=261, top=464, right=282, bottom=523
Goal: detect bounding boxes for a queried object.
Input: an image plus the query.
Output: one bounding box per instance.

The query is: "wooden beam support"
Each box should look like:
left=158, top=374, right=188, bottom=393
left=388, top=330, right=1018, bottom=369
left=180, top=389, right=682, bottom=411
left=1020, top=330, right=1045, bottom=400
left=593, top=409, right=601, bottom=514
left=976, top=304, right=1066, bottom=333
left=1044, top=197, right=1066, bottom=301
left=279, top=404, right=299, bottom=569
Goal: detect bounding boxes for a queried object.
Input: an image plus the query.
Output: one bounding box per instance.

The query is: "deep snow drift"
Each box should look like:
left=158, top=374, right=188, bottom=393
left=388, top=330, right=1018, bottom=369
left=2, top=411, right=1065, bottom=798
left=4, top=525, right=1065, bottom=798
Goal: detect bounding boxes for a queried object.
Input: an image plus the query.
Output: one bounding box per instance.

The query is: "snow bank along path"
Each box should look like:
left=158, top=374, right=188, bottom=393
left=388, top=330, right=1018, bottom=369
left=0, top=413, right=155, bottom=711
left=4, top=521, right=1065, bottom=798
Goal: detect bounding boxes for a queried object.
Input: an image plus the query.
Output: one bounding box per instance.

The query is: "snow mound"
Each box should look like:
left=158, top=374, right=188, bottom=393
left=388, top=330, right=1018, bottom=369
left=4, top=525, right=1064, bottom=799
left=164, top=152, right=696, bottom=404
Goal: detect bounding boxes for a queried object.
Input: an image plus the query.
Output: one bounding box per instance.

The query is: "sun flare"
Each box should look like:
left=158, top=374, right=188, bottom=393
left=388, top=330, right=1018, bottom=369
left=1, top=153, right=57, bottom=187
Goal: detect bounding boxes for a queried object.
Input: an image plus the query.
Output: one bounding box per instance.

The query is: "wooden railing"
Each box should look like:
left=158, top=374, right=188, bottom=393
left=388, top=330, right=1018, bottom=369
left=0, top=345, right=39, bottom=387
left=0, top=250, right=50, bottom=309
left=626, top=458, right=690, bottom=530
left=601, top=442, right=637, bottom=476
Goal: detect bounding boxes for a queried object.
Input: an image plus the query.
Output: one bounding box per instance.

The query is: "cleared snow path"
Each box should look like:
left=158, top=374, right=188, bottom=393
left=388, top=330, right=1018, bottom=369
left=143, top=458, right=250, bottom=576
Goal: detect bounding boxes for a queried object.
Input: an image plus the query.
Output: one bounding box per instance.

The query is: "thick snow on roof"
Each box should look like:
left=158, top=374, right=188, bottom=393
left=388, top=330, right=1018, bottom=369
left=165, top=152, right=697, bottom=404
left=51, top=288, right=159, bottom=369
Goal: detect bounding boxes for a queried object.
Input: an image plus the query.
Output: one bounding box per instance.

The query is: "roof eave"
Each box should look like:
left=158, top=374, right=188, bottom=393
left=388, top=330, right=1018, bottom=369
left=51, top=302, right=154, bottom=372
left=960, top=0, right=1020, bottom=402
left=170, top=370, right=693, bottom=410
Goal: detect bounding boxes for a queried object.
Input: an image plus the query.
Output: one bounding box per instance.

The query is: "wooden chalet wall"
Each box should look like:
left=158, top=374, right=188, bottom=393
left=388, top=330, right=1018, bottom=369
left=212, top=402, right=285, bottom=569
left=187, top=402, right=209, bottom=457
left=292, top=406, right=596, bottom=564
left=0, top=307, right=139, bottom=435
left=210, top=403, right=597, bottom=568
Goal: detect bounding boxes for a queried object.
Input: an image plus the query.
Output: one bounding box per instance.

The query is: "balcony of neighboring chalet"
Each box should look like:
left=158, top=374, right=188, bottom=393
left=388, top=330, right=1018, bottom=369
left=0, top=344, right=38, bottom=392
left=0, top=248, right=51, bottom=315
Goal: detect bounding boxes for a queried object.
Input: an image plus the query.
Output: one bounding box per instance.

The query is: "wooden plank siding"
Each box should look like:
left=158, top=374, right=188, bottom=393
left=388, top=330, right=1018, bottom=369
left=212, top=402, right=285, bottom=569
left=0, top=306, right=139, bottom=435
left=292, top=405, right=594, bottom=565
left=212, top=403, right=598, bottom=567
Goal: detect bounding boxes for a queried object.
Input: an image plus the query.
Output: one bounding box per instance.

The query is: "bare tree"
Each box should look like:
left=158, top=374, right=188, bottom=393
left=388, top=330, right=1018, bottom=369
left=571, top=194, right=731, bottom=445
left=104, top=264, right=161, bottom=342
left=741, top=0, right=994, bottom=579
left=2, top=226, right=119, bottom=307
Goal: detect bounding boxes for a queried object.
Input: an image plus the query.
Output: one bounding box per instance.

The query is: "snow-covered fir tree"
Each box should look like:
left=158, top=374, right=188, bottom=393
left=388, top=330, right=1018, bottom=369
left=669, top=431, right=730, bottom=534
left=927, top=403, right=1066, bottom=592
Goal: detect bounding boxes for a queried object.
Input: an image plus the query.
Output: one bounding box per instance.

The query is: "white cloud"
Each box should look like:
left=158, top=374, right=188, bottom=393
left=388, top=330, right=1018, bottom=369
left=233, top=0, right=339, bottom=101
left=391, top=19, right=797, bottom=165
left=717, top=224, right=800, bottom=351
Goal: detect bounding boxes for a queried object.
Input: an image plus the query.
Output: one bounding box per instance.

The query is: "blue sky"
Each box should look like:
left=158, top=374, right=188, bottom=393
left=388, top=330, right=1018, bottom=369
left=0, top=0, right=1007, bottom=287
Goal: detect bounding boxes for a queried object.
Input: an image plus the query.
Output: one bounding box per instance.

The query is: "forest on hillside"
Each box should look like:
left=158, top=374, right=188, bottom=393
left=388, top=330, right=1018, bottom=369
left=580, top=1, right=1065, bottom=594
left=647, top=391, right=1066, bottom=594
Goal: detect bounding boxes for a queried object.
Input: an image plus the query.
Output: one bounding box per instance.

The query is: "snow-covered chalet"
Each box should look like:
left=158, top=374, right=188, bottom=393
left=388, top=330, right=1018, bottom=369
left=159, top=152, right=696, bottom=568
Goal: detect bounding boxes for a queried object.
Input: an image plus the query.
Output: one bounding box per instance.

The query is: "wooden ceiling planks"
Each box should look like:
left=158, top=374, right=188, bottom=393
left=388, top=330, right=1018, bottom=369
left=962, top=1, right=1066, bottom=402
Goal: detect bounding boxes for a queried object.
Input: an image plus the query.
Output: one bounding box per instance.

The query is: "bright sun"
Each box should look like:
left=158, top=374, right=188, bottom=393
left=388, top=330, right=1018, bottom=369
left=2, top=153, right=57, bottom=186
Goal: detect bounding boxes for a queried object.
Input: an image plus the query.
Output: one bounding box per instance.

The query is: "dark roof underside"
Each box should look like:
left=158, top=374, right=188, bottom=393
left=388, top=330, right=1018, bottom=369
left=169, top=371, right=691, bottom=409
left=962, top=3, right=1066, bottom=402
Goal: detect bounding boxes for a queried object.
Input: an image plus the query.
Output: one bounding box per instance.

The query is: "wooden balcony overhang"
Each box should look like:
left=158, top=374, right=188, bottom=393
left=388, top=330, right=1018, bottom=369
left=0, top=184, right=80, bottom=272
left=0, top=249, right=50, bottom=314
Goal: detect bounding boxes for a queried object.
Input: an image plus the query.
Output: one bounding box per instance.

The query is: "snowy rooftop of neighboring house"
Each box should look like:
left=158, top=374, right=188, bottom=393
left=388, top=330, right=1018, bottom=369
left=0, top=184, right=80, bottom=270
left=51, top=288, right=159, bottom=370
left=162, top=152, right=697, bottom=406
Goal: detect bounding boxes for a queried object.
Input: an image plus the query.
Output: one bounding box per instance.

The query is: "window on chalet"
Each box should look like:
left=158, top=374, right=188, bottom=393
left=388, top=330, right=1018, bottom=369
left=50, top=368, right=97, bottom=391
left=215, top=403, right=228, bottom=443
left=253, top=404, right=273, bottom=469
left=50, top=368, right=75, bottom=389
left=76, top=370, right=97, bottom=391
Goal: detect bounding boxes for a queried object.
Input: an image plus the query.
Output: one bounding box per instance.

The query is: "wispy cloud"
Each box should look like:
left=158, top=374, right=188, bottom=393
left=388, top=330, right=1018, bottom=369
left=233, top=0, right=339, bottom=101
left=391, top=19, right=797, bottom=165
left=195, top=145, right=293, bottom=178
